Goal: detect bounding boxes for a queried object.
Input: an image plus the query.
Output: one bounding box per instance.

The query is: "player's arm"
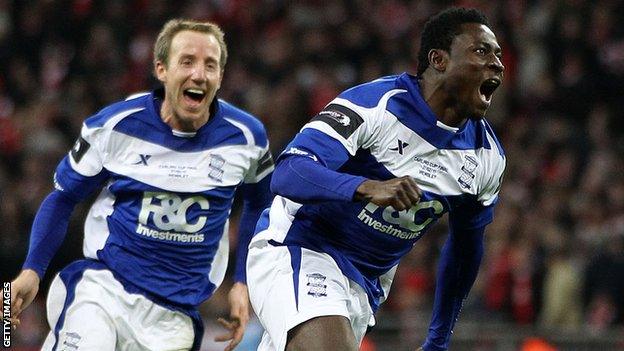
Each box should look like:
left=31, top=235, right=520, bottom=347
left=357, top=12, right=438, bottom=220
left=232, top=176, right=273, bottom=282
left=11, top=124, right=108, bottom=327
left=421, top=222, right=485, bottom=351
left=11, top=156, right=108, bottom=325
left=272, top=128, right=421, bottom=209
left=422, top=156, right=503, bottom=351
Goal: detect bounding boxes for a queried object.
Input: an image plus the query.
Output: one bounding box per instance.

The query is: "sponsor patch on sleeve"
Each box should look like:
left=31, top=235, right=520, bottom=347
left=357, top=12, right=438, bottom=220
left=256, top=150, right=275, bottom=175
left=311, top=103, right=364, bottom=139
left=70, top=136, right=90, bottom=163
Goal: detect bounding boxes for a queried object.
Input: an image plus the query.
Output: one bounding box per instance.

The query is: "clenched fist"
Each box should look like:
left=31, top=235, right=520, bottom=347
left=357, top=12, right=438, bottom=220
left=354, top=176, right=422, bottom=210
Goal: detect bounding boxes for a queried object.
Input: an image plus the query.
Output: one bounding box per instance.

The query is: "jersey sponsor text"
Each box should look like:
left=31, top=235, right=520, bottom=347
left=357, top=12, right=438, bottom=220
left=357, top=200, right=444, bottom=240
left=135, top=223, right=205, bottom=243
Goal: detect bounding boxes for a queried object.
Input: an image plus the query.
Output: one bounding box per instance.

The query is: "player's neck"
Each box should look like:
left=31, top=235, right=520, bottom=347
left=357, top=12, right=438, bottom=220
left=418, top=74, right=467, bottom=128
left=160, top=99, right=209, bottom=132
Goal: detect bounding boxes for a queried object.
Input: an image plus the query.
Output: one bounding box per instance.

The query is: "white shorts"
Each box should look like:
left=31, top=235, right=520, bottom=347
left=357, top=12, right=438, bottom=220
left=247, top=239, right=374, bottom=351
left=41, top=260, right=197, bottom=351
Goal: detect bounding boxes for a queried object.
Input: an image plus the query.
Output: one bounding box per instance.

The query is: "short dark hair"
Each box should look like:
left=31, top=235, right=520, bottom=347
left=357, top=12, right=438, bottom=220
left=417, top=7, right=490, bottom=75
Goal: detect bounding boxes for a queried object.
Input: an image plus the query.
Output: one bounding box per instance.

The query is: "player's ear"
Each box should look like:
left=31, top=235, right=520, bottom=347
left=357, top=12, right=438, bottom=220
left=428, top=49, right=448, bottom=72
left=155, top=60, right=167, bottom=82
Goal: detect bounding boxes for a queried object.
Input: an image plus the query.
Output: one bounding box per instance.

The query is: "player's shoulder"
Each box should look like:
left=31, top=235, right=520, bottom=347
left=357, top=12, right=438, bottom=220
left=337, top=75, right=406, bottom=109
left=84, top=91, right=152, bottom=130
left=476, top=118, right=505, bottom=157
left=218, top=99, right=268, bottom=148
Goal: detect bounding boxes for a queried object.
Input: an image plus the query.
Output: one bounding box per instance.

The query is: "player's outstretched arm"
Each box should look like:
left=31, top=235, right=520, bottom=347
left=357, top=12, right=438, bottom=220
left=11, top=187, right=83, bottom=328
left=215, top=282, right=250, bottom=351
left=354, top=176, right=422, bottom=210
left=421, top=225, right=485, bottom=351
left=9, top=269, right=40, bottom=328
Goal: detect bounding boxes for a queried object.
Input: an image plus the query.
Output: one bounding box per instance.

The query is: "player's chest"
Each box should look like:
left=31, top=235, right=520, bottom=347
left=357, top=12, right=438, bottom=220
left=371, top=130, right=482, bottom=196
left=102, top=133, right=253, bottom=191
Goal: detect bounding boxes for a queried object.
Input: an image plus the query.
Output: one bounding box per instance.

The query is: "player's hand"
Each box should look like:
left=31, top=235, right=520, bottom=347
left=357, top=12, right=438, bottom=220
left=415, top=347, right=424, bottom=351
left=215, top=282, right=250, bottom=351
left=10, top=269, right=40, bottom=329
left=354, top=176, right=422, bottom=210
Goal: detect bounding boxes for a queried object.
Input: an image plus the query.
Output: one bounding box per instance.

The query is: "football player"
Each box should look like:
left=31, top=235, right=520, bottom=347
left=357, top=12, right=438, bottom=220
left=10, top=19, right=273, bottom=351
left=247, top=7, right=505, bottom=351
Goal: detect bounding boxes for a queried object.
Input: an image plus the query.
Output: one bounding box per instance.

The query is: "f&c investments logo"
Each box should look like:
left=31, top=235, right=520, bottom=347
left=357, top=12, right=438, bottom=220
left=2, top=282, right=10, bottom=348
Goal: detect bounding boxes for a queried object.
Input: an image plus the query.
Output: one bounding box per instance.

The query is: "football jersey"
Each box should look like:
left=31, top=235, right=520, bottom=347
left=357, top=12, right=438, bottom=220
left=254, top=73, right=505, bottom=311
left=54, top=89, right=273, bottom=306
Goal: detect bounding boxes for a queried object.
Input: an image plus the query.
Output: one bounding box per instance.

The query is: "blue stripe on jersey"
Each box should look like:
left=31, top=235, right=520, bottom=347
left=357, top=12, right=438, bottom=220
left=338, top=75, right=401, bottom=108
left=336, top=73, right=503, bottom=152
left=220, top=102, right=269, bottom=148
left=391, top=73, right=501, bottom=151
left=387, top=95, right=491, bottom=150
left=113, top=109, right=249, bottom=152
left=84, top=94, right=148, bottom=128
left=482, top=119, right=505, bottom=156
left=85, top=91, right=267, bottom=151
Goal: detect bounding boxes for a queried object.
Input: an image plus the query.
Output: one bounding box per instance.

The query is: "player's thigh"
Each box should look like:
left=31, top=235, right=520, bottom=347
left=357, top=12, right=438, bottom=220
left=286, top=315, right=358, bottom=351
left=248, top=242, right=361, bottom=350
left=116, top=298, right=195, bottom=351
left=42, top=273, right=116, bottom=351
left=43, top=262, right=195, bottom=351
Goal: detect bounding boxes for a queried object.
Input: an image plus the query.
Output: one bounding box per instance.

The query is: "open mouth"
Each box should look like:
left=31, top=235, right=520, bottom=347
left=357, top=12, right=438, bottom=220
left=183, top=88, right=206, bottom=104
left=479, top=78, right=501, bottom=102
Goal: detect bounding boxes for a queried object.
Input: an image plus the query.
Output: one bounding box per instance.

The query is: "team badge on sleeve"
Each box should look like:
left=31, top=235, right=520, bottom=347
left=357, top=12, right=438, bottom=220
left=311, top=104, right=364, bottom=139
left=70, top=136, right=90, bottom=163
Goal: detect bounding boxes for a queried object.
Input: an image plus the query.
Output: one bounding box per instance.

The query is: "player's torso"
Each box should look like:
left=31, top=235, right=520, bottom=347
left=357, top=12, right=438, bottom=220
left=81, top=99, right=263, bottom=305
left=286, top=99, right=497, bottom=278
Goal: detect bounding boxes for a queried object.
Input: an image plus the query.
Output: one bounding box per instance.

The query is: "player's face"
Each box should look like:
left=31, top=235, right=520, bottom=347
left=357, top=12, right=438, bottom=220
left=444, top=23, right=504, bottom=120
left=156, top=30, right=223, bottom=131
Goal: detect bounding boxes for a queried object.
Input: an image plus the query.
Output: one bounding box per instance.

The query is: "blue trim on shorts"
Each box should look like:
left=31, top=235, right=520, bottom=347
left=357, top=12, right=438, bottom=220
left=52, top=259, right=107, bottom=350
left=288, top=246, right=302, bottom=311
left=188, top=310, right=204, bottom=351
left=50, top=259, right=205, bottom=350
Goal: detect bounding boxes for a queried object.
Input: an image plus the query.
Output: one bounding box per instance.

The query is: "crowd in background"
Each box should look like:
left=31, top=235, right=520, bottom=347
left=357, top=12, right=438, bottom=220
left=1, top=0, right=623, bottom=350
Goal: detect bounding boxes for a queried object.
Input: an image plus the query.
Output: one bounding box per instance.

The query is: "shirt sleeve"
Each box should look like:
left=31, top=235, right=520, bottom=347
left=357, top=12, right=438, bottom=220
left=269, top=98, right=378, bottom=203
left=22, top=122, right=110, bottom=278
left=22, top=159, right=108, bottom=278
left=423, top=224, right=485, bottom=351
left=300, top=97, right=381, bottom=156
left=235, top=127, right=275, bottom=282
left=233, top=175, right=273, bottom=283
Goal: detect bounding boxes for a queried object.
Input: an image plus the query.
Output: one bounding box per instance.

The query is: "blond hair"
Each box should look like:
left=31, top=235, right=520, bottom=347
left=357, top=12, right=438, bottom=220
left=154, top=19, right=228, bottom=70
